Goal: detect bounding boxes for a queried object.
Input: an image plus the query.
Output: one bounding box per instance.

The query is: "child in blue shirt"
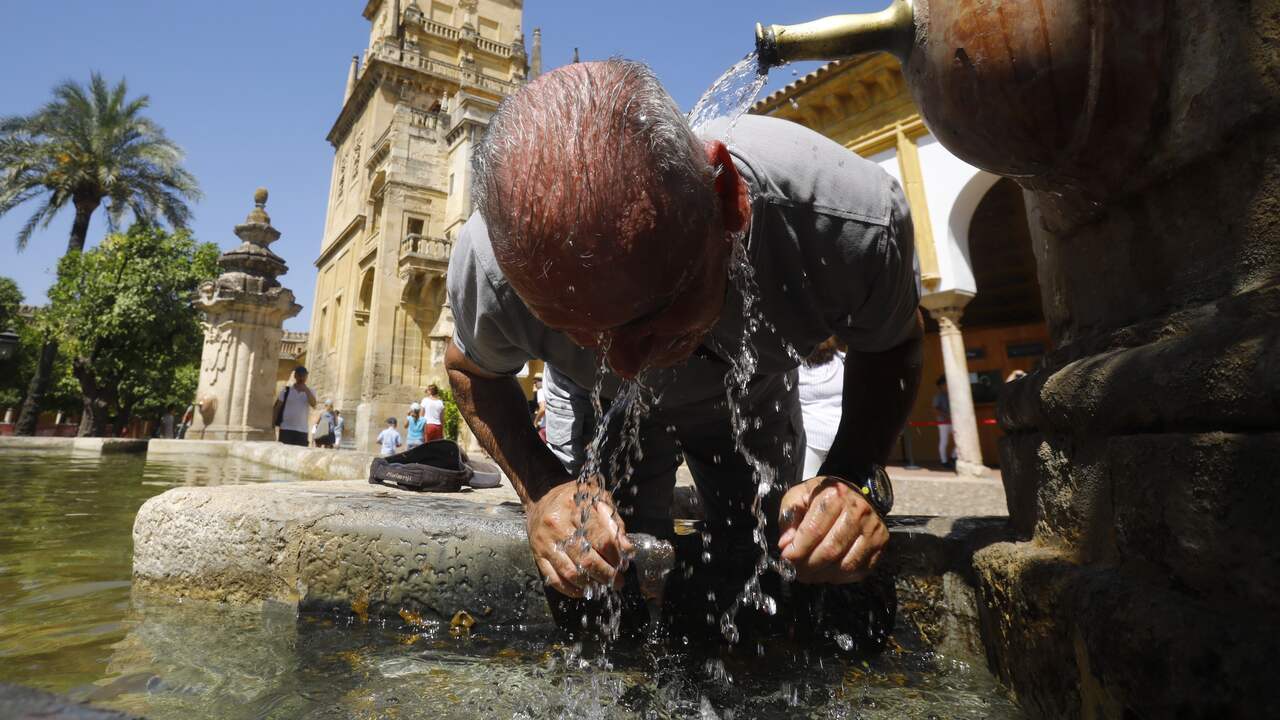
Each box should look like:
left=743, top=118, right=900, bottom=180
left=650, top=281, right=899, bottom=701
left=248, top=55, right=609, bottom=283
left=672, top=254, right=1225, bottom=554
left=405, top=402, right=427, bottom=448
left=376, top=418, right=402, bottom=457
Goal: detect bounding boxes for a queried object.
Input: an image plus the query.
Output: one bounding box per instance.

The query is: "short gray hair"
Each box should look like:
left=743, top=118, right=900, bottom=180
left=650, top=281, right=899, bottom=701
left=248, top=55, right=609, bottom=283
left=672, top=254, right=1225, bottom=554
left=471, top=59, right=716, bottom=285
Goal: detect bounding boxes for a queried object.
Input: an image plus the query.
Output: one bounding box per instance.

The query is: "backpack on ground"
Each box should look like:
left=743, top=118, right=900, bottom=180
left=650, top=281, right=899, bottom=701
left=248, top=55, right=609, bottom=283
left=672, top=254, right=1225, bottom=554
left=368, top=439, right=501, bottom=492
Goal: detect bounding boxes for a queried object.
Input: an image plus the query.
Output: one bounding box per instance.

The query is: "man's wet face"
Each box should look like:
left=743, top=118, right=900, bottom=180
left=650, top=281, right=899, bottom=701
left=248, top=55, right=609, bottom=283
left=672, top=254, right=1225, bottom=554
left=525, top=233, right=728, bottom=379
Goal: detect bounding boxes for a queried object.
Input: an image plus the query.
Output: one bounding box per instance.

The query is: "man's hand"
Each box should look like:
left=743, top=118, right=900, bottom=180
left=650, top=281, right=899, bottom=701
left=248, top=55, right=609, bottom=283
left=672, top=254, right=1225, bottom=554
left=778, top=476, right=888, bottom=584
left=527, top=478, right=634, bottom=598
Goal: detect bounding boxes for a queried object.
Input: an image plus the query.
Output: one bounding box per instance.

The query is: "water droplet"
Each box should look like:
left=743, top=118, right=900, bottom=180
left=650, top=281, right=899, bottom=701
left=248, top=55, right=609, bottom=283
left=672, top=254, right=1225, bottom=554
left=719, top=616, right=740, bottom=644
left=834, top=633, right=855, bottom=651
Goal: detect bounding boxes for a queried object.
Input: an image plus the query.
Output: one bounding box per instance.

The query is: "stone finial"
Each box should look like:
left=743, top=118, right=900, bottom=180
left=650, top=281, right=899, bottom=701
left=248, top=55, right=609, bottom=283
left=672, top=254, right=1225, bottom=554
left=215, top=186, right=286, bottom=289
left=246, top=187, right=271, bottom=225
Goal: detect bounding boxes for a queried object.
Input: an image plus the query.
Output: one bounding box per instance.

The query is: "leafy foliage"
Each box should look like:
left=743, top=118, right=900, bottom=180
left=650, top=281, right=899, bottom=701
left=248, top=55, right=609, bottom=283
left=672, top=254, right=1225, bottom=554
left=46, top=224, right=218, bottom=432
left=0, top=277, right=21, bottom=330
left=437, top=386, right=463, bottom=441
left=0, top=305, right=78, bottom=415
left=0, top=73, right=201, bottom=253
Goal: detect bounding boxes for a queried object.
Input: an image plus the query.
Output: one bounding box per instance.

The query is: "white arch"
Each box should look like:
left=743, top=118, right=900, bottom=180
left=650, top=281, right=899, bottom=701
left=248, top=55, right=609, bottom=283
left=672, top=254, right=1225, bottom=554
left=945, top=169, right=1003, bottom=296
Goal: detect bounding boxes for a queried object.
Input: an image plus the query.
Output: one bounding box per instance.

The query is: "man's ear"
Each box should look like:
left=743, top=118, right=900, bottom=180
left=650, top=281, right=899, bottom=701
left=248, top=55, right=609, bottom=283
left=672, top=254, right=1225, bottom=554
left=706, top=140, right=751, bottom=234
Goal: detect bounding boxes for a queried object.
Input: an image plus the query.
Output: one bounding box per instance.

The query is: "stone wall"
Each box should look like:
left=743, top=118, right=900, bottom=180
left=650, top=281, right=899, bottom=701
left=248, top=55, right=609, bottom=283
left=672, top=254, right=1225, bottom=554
left=977, top=1, right=1280, bottom=715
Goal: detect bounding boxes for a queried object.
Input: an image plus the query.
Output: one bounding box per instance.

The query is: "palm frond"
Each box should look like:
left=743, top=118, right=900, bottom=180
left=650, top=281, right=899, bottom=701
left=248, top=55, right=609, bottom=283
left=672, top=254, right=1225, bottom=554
left=16, top=197, right=56, bottom=250
left=0, top=72, right=201, bottom=252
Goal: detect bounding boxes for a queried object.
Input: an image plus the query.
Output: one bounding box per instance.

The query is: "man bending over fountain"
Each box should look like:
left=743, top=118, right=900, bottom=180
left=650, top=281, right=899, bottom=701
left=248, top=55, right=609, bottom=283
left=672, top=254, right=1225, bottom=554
left=445, top=60, right=921, bottom=634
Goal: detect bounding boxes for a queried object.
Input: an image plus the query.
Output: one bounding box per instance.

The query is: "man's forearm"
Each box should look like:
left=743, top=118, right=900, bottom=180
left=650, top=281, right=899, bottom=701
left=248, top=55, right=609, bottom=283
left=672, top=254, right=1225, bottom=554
left=820, top=311, right=924, bottom=477
left=444, top=341, right=571, bottom=506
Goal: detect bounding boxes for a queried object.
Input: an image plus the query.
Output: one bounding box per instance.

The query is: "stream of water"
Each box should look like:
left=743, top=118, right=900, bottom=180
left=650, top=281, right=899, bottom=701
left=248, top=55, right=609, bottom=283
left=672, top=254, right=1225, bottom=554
left=688, top=52, right=771, bottom=135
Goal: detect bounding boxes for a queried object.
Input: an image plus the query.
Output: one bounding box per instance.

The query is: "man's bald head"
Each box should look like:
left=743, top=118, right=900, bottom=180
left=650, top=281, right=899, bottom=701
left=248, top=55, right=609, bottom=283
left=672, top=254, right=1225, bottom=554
left=472, top=60, right=719, bottom=333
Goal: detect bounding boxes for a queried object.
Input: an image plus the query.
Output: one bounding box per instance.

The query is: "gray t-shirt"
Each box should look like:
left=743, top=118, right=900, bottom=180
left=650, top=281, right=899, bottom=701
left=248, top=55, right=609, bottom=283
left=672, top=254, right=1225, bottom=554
left=448, top=114, right=918, bottom=409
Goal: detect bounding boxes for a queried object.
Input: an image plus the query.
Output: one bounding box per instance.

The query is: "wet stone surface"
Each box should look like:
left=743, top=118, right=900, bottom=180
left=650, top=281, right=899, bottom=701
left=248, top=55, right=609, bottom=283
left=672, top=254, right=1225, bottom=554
left=132, top=480, right=549, bottom=626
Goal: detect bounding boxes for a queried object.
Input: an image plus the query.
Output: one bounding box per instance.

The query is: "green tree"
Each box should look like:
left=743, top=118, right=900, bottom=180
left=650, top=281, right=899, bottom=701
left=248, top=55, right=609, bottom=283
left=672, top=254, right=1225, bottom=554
left=0, top=73, right=201, bottom=434
left=437, top=386, right=463, bottom=441
left=0, top=308, right=78, bottom=419
left=0, top=277, right=21, bottom=331
left=0, top=277, right=25, bottom=412
left=47, top=224, right=218, bottom=436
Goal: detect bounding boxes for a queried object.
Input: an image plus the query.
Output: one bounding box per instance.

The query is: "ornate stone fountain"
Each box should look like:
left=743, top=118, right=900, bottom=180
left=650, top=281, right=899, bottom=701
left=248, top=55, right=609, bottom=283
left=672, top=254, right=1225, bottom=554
left=189, top=188, right=302, bottom=441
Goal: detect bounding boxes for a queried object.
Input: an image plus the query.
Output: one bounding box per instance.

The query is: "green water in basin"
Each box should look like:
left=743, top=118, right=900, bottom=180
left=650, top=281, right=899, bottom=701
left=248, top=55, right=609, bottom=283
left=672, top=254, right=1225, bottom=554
left=0, top=448, right=1022, bottom=719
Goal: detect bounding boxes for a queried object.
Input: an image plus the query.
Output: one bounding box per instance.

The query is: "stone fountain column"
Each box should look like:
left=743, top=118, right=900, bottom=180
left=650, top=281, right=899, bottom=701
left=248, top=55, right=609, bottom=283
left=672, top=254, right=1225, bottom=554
left=756, top=0, right=1280, bottom=713
left=902, top=4, right=1280, bottom=716
left=188, top=189, right=302, bottom=441
left=921, top=291, right=986, bottom=476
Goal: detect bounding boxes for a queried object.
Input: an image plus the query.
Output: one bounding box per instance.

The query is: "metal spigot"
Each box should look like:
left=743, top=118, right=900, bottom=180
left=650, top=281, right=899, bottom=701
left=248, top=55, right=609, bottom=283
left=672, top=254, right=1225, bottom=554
left=626, top=533, right=675, bottom=608
left=755, top=0, right=915, bottom=69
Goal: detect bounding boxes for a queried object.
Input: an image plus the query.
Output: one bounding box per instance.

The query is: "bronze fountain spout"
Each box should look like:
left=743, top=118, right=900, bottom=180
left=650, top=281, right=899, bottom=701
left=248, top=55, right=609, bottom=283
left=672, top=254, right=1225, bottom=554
left=752, top=0, right=1170, bottom=195
left=755, top=0, right=914, bottom=68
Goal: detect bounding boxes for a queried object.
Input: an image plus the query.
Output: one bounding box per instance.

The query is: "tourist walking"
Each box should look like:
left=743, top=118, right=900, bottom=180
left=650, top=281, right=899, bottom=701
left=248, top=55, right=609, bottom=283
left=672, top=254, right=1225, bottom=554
left=273, top=366, right=317, bottom=447
left=314, top=400, right=337, bottom=449
left=932, top=376, right=954, bottom=468
left=405, top=403, right=427, bottom=448
left=421, top=384, right=445, bottom=441
left=333, top=410, right=344, bottom=448
left=376, top=417, right=402, bottom=457
left=798, top=339, right=845, bottom=480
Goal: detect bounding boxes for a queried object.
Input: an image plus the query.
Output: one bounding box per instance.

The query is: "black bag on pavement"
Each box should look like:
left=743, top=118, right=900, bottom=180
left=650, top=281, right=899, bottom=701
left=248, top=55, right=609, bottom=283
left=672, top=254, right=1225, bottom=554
left=368, top=439, right=502, bottom=492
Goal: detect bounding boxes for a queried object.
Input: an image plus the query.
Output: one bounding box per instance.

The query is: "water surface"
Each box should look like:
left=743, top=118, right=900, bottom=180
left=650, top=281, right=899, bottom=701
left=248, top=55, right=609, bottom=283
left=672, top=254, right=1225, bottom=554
left=0, top=449, right=1022, bottom=719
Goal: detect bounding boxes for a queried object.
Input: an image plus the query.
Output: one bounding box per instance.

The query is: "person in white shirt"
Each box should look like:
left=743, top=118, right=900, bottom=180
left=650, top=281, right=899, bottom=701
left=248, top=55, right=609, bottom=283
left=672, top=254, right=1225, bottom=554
left=333, top=410, right=345, bottom=448
left=798, top=339, right=846, bottom=480
left=420, top=384, right=446, bottom=442
left=274, top=366, right=317, bottom=446
left=532, top=375, right=547, bottom=443
left=376, top=417, right=402, bottom=456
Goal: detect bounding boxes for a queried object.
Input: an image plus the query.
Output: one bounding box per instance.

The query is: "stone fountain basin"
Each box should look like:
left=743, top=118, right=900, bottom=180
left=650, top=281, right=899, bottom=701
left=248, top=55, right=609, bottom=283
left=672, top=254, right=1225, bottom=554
left=132, top=480, right=1009, bottom=656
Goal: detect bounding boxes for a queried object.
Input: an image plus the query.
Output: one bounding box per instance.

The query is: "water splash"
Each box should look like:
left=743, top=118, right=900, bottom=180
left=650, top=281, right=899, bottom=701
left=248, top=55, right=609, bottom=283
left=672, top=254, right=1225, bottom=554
left=709, top=234, right=795, bottom=644
left=688, top=51, right=770, bottom=134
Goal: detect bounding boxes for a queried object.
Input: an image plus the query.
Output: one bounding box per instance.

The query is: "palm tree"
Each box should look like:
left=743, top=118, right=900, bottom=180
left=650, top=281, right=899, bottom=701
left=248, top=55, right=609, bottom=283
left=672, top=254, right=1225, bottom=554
left=0, top=73, right=201, bottom=435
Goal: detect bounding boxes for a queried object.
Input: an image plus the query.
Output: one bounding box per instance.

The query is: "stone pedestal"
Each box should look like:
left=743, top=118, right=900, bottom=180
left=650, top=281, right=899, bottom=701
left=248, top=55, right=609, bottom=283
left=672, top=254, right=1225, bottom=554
left=189, top=189, right=301, bottom=441
left=922, top=291, right=987, bottom=477
left=963, top=3, right=1280, bottom=715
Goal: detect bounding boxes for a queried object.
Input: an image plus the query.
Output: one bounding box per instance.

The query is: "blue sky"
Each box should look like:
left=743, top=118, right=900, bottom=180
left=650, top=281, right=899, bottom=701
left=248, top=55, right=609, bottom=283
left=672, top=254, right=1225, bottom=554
left=0, top=1, right=878, bottom=330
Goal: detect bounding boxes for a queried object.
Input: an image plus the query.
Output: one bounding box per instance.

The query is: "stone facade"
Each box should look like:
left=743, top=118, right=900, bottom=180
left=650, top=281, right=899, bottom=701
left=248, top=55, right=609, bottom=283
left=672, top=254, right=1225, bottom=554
left=307, top=0, right=530, bottom=450
left=189, top=189, right=301, bottom=442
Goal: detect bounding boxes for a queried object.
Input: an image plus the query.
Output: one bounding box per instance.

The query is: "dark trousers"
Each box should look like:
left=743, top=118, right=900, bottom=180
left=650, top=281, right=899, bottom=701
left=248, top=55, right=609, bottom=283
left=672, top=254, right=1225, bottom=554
left=278, top=429, right=308, bottom=446
left=542, top=368, right=895, bottom=651
left=545, top=370, right=805, bottom=544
